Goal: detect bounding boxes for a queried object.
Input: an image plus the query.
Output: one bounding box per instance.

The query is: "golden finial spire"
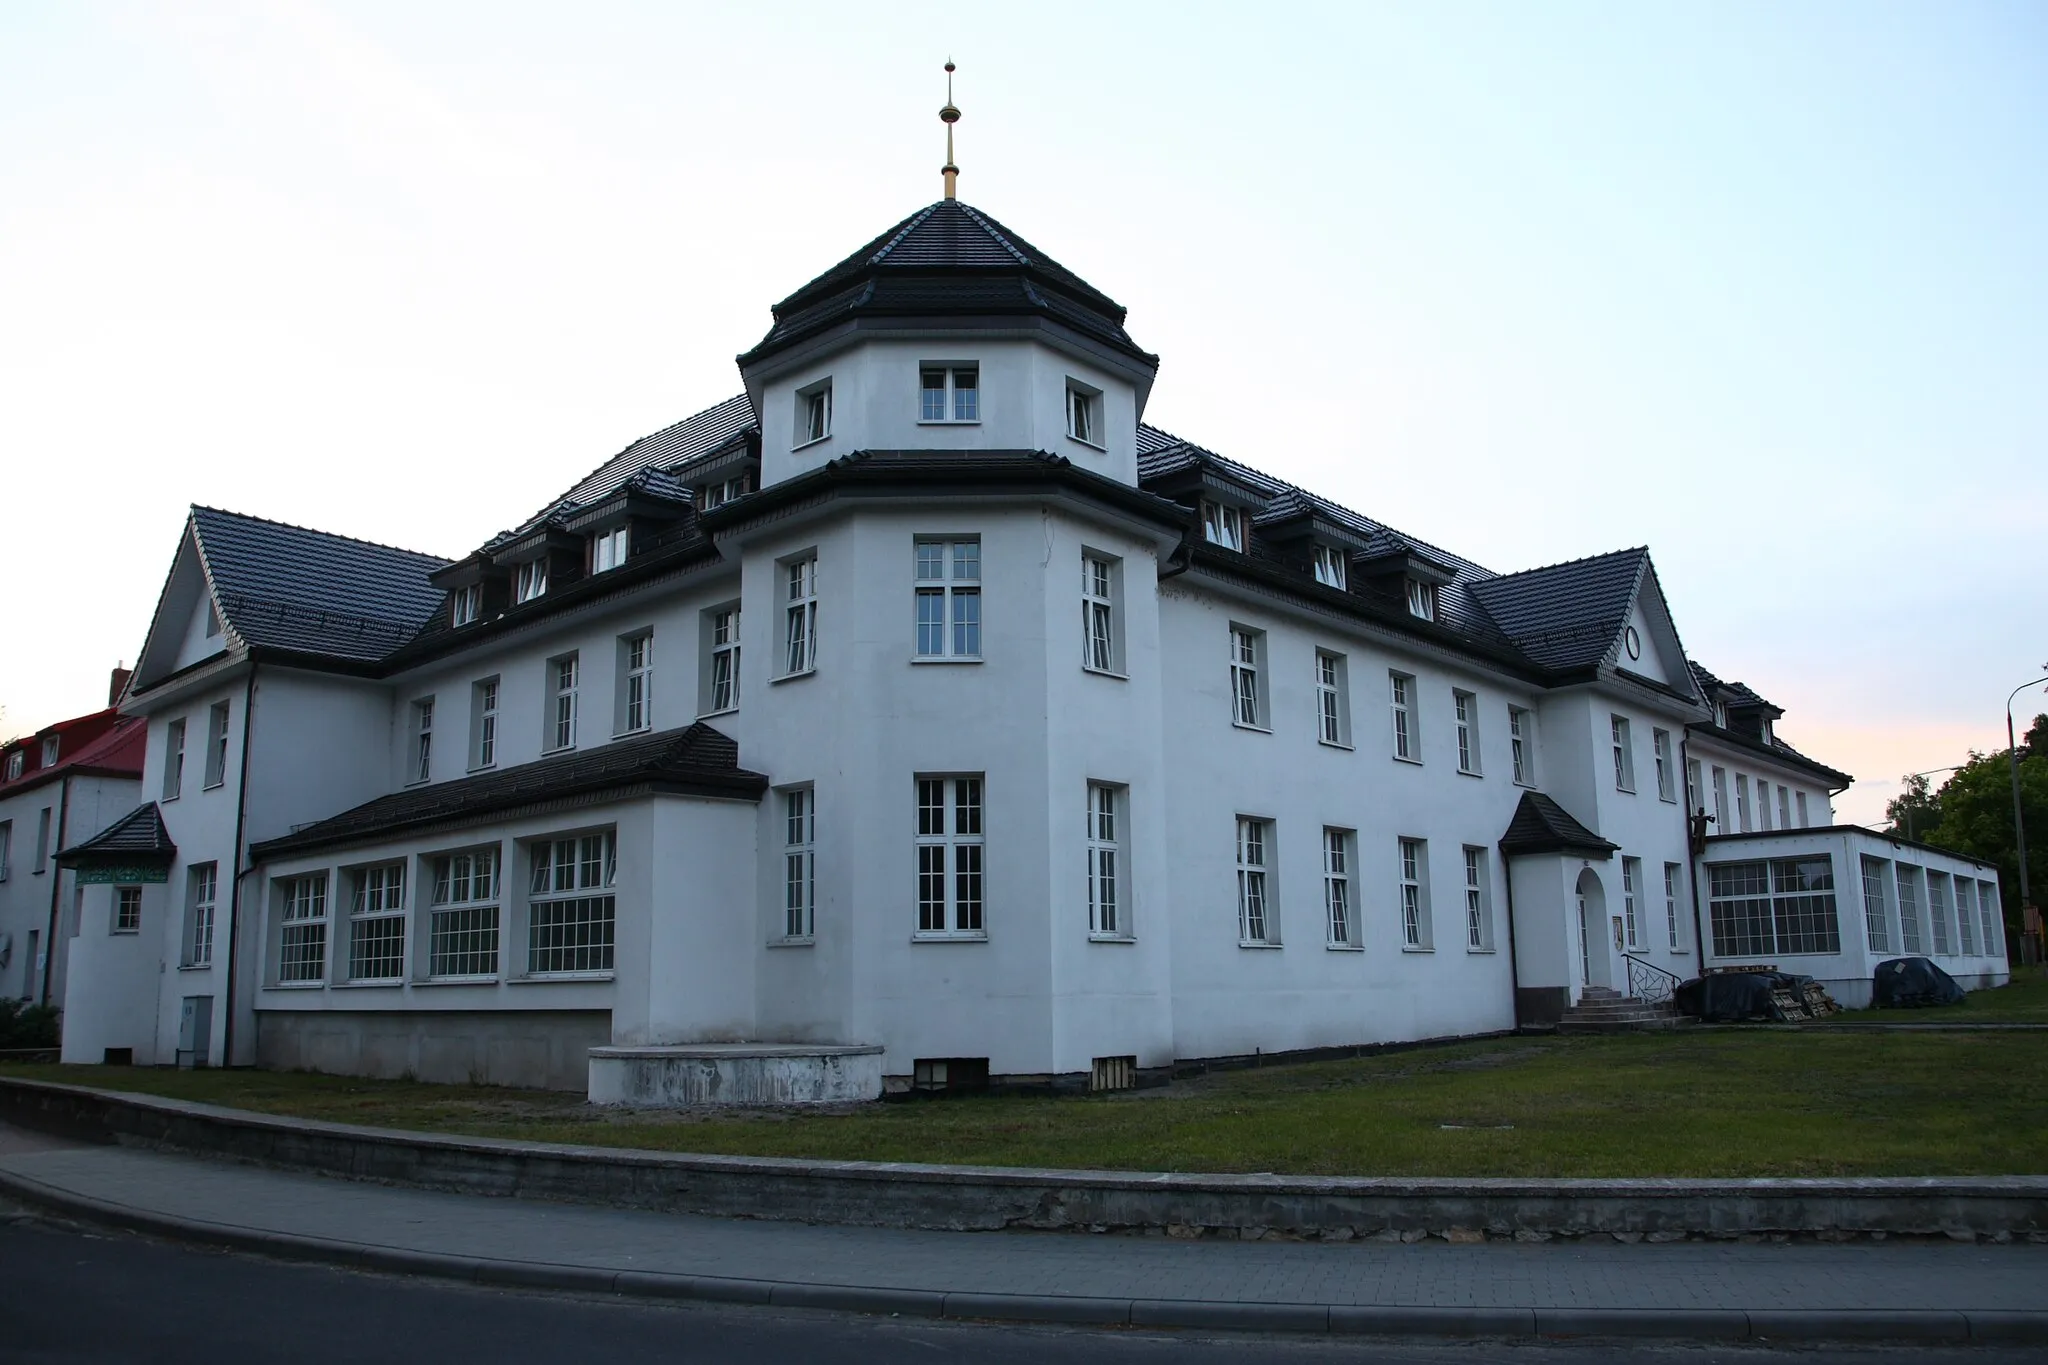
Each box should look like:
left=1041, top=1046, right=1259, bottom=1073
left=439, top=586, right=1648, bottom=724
left=939, top=60, right=961, bottom=200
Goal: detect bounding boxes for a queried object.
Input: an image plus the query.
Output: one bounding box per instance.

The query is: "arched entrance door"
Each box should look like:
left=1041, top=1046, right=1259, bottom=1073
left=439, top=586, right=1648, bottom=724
left=1574, top=867, right=1611, bottom=993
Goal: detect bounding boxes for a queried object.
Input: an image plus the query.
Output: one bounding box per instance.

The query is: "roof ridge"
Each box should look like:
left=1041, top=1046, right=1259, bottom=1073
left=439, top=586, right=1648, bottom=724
left=1477, top=545, right=1650, bottom=586
left=956, top=203, right=1031, bottom=268
left=868, top=202, right=944, bottom=266
left=191, top=505, right=451, bottom=566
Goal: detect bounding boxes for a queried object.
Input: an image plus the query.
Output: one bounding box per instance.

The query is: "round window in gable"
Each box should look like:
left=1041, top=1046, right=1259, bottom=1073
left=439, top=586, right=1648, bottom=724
left=1623, top=626, right=1641, bottom=661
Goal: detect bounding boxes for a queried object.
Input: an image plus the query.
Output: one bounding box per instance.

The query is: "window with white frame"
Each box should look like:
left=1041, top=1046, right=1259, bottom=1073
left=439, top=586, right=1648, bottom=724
left=515, top=557, right=548, bottom=603
left=546, top=653, right=579, bottom=750
left=915, top=539, right=981, bottom=659
left=348, top=863, right=407, bottom=980
left=1390, top=671, right=1417, bottom=761
left=33, top=808, right=48, bottom=874
left=163, top=718, right=185, bottom=800
left=0, top=821, right=10, bottom=881
left=1664, top=861, right=1685, bottom=951
left=920, top=366, right=979, bottom=422
left=783, top=555, right=818, bottom=676
left=1065, top=381, right=1100, bottom=445
left=704, top=604, right=741, bottom=713
left=1776, top=785, right=1791, bottom=830
left=1201, top=501, right=1244, bottom=551
left=1895, top=863, right=1924, bottom=953
left=1454, top=690, right=1479, bottom=774
left=1796, top=790, right=1810, bottom=828
left=1086, top=783, right=1125, bottom=938
left=619, top=632, right=653, bottom=734
left=1713, top=766, right=1729, bottom=831
left=1399, top=837, right=1431, bottom=949
left=1735, top=775, right=1751, bottom=831
left=1464, top=846, right=1493, bottom=950
left=1686, top=758, right=1703, bottom=815
left=452, top=583, right=481, bottom=627
left=1236, top=817, right=1275, bottom=945
left=1082, top=553, right=1121, bottom=674
left=1609, top=715, right=1634, bottom=792
left=1621, top=856, right=1641, bottom=949
left=410, top=697, right=433, bottom=784
left=429, top=850, right=499, bottom=978
left=527, top=832, right=617, bottom=973
left=1955, top=879, right=1978, bottom=955
left=184, top=862, right=217, bottom=967
left=41, top=735, right=58, bottom=767
left=275, top=874, right=326, bottom=982
left=204, top=700, right=230, bottom=789
left=1229, top=627, right=1265, bottom=729
left=1323, top=827, right=1355, bottom=947
left=700, top=472, right=751, bottom=510
left=592, top=524, right=629, bottom=574
left=1315, top=650, right=1350, bottom=746
left=1861, top=856, right=1892, bottom=954
left=1756, top=778, right=1772, bottom=830
left=113, top=886, right=142, bottom=934
left=470, top=678, right=498, bottom=769
left=1406, top=580, right=1436, bottom=621
left=4, top=750, right=21, bottom=782
left=1653, top=729, right=1675, bottom=802
left=782, top=788, right=815, bottom=940
left=1979, top=880, right=2002, bottom=957
left=1707, top=856, right=1839, bottom=957
left=1312, top=544, right=1347, bottom=589
left=915, top=776, right=984, bottom=937
left=796, top=379, right=832, bottom=446
left=1509, top=706, right=1533, bottom=785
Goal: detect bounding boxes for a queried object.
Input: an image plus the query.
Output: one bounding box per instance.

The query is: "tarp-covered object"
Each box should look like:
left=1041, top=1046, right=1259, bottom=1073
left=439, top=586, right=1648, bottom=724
left=1873, top=956, right=1965, bottom=1008
left=1675, top=973, right=1785, bottom=1023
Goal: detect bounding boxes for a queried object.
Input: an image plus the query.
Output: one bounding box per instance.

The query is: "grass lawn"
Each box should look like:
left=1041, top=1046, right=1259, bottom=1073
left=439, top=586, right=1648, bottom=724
left=8, top=1023, right=2047, bottom=1179
left=1835, top=963, right=2048, bottom=1023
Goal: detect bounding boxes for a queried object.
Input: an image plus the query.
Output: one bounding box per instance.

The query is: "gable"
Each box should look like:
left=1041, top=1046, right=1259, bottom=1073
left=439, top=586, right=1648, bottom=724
left=1609, top=559, right=1696, bottom=700
left=131, top=525, right=224, bottom=692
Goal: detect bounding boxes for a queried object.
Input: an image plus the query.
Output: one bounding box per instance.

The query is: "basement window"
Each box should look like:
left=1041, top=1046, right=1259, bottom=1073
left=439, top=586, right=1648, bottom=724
left=912, top=1057, right=990, bottom=1094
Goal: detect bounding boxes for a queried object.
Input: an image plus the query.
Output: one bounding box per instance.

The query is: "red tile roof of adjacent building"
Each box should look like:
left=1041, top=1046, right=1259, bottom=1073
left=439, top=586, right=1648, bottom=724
left=0, top=708, right=147, bottom=799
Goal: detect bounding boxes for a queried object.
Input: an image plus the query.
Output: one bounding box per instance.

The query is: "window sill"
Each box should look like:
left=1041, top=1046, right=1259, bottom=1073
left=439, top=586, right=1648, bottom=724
left=1326, top=942, right=1364, bottom=952
left=510, top=971, right=616, bottom=983
left=911, top=932, right=988, bottom=944
left=162, top=794, right=180, bottom=803
left=916, top=419, right=981, bottom=427
left=772, top=669, right=817, bottom=685
left=1081, top=666, right=1128, bottom=681
left=1513, top=779, right=1537, bottom=790
left=467, top=763, right=498, bottom=776
left=769, top=937, right=815, bottom=948
left=541, top=744, right=578, bottom=757
left=1318, top=738, right=1354, bottom=752
left=177, top=962, right=215, bottom=972
left=1401, top=945, right=1434, bottom=954
left=1659, top=795, right=1679, bottom=805
left=910, top=656, right=983, bottom=666
left=1231, top=721, right=1272, bottom=735
left=265, top=980, right=324, bottom=990
left=791, top=434, right=833, bottom=452
left=332, top=979, right=405, bottom=989
left=1393, top=755, right=1423, bottom=766
left=1066, top=433, right=1107, bottom=453
left=110, top=929, right=139, bottom=937
left=1616, top=787, right=1637, bottom=796
left=1237, top=940, right=1283, bottom=950
left=404, top=778, right=430, bottom=788
left=415, top=976, right=500, bottom=986
left=515, top=593, right=546, bottom=606
left=202, top=782, right=225, bottom=792
left=612, top=726, right=654, bottom=740
left=1466, top=946, right=1496, bottom=955
left=697, top=705, right=739, bottom=721
left=1088, top=933, right=1136, bottom=944
left=1457, top=768, right=1483, bottom=779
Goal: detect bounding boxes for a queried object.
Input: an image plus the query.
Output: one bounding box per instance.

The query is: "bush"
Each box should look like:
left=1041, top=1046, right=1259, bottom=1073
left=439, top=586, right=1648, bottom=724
left=0, top=998, right=61, bottom=1050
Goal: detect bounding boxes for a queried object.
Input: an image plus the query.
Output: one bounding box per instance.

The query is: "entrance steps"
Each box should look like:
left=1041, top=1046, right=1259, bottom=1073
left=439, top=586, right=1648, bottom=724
left=1556, top=987, right=1688, bottom=1034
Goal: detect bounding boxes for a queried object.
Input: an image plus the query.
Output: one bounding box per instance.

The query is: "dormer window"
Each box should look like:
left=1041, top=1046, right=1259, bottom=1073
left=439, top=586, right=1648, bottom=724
left=920, top=366, right=979, bottom=422
left=701, top=473, right=752, bottom=510
left=1406, top=580, right=1437, bottom=621
left=515, top=558, right=548, bottom=604
left=1761, top=717, right=1775, bottom=744
left=796, top=380, right=832, bottom=447
left=4, top=751, right=21, bottom=781
left=1313, top=545, right=1347, bottom=590
left=41, top=736, right=59, bottom=768
left=1202, top=501, right=1244, bottom=552
left=1066, top=381, right=1101, bottom=447
left=1714, top=702, right=1728, bottom=728
left=452, top=584, right=481, bottom=627
left=592, top=525, right=629, bottom=574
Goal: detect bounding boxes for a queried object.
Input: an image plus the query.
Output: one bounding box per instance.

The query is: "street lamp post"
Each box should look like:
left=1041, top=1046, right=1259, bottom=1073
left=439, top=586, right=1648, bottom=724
left=2005, top=669, right=2048, bottom=916
left=1901, top=766, right=1962, bottom=843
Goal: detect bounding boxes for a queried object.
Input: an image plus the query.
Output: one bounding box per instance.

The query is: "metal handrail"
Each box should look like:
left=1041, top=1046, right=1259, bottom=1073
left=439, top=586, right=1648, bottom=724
left=1621, top=953, right=1686, bottom=1008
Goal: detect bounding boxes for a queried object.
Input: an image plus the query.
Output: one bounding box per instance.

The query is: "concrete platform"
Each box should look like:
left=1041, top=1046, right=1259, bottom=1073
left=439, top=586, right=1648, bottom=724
left=586, top=1043, right=884, bottom=1106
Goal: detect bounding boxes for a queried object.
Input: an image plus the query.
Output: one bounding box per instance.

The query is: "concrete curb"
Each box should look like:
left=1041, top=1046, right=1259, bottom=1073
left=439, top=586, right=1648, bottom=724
left=2, top=1163, right=2042, bottom=1344
left=4, top=1076, right=2047, bottom=1242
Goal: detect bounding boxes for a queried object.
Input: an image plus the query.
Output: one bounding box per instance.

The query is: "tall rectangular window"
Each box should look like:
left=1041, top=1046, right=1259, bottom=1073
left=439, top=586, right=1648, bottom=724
left=1201, top=501, right=1243, bottom=551
left=1609, top=715, right=1634, bottom=792
left=1895, top=864, right=1924, bottom=953
left=410, top=698, right=434, bottom=784
left=348, top=863, right=406, bottom=980
left=1712, top=766, right=1729, bottom=833
left=1686, top=758, right=1704, bottom=815
left=1082, top=554, right=1119, bottom=674
left=1316, top=651, right=1350, bottom=746
left=1454, top=690, right=1479, bottom=774
left=515, top=558, right=548, bottom=603
left=1861, top=856, right=1892, bottom=954
left=592, top=524, right=629, bottom=574
left=1236, top=817, right=1274, bottom=944
left=1324, top=827, right=1355, bottom=947
left=1664, top=862, right=1685, bottom=951
left=528, top=832, right=617, bottom=973
left=783, top=789, right=815, bottom=941
left=1621, top=857, right=1641, bottom=949
left=429, top=850, right=499, bottom=978
left=705, top=605, right=741, bottom=714
left=1777, top=785, right=1792, bottom=831
left=163, top=718, right=186, bottom=800
left=547, top=654, right=579, bottom=751
left=1955, top=879, right=1978, bottom=956
left=1086, top=783, right=1124, bottom=938
left=1463, top=846, right=1492, bottom=950
left=1399, top=837, right=1431, bottom=948
left=1653, top=729, right=1675, bottom=801
left=915, top=777, right=985, bottom=937
left=1229, top=627, right=1264, bottom=729
left=1406, top=580, right=1437, bottom=621
left=1756, top=780, right=1772, bottom=831
left=914, top=539, right=981, bottom=659
left=1066, top=382, right=1100, bottom=445
left=783, top=555, right=818, bottom=675
left=1509, top=706, right=1533, bottom=785
left=1979, top=880, right=2002, bottom=957
left=204, top=700, right=230, bottom=789
left=1312, top=544, right=1347, bottom=589
left=620, top=632, right=653, bottom=734
left=114, top=886, right=144, bottom=934
left=471, top=678, right=498, bottom=769
left=0, top=821, right=10, bottom=881
left=276, top=874, right=326, bottom=982
left=920, top=366, right=978, bottom=422
left=452, top=582, right=481, bottom=627
left=797, top=380, right=832, bottom=445
left=34, top=808, right=50, bottom=874
left=185, top=862, right=217, bottom=968
left=1735, top=775, right=1752, bottom=832
left=1390, top=672, right=1417, bottom=761
left=1796, top=791, right=1810, bottom=828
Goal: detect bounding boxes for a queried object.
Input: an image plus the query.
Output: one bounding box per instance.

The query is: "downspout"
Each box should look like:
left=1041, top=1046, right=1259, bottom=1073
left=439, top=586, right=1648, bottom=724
left=1498, top=842, right=1522, bottom=1028
left=220, top=664, right=257, bottom=1067
left=1680, top=733, right=1708, bottom=964
left=39, top=776, right=72, bottom=1006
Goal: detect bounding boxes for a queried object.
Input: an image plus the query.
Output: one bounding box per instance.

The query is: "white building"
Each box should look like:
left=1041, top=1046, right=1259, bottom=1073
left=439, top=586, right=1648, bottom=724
left=57, top=195, right=2008, bottom=1093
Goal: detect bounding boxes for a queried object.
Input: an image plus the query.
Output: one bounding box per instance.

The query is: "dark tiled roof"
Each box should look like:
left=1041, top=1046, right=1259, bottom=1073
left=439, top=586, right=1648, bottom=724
left=741, top=201, right=1153, bottom=369
left=1466, top=548, right=1649, bottom=674
left=550, top=395, right=757, bottom=516
left=250, top=723, right=767, bottom=860
left=56, top=802, right=176, bottom=864
left=1500, top=791, right=1617, bottom=859
left=191, top=507, right=451, bottom=664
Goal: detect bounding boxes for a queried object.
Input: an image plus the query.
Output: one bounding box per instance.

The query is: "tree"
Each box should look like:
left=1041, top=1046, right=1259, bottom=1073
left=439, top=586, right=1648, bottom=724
left=1912, top=720, right=2048, bottom=959
left=1884, top=771, right=1943, bottom=842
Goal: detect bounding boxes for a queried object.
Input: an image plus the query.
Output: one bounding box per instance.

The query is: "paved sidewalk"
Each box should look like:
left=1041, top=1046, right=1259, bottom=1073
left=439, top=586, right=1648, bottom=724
left=1, top=1122, right=2042, bottom=1342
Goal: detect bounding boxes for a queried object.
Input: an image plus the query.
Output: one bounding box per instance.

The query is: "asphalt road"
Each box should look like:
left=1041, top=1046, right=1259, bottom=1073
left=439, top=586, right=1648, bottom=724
left=1, top=1212, right=2038, bottom=1365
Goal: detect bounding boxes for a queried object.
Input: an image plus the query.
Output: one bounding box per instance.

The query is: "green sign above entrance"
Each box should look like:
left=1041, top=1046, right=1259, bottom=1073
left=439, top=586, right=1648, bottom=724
left=77, top=866, right=170, bottom=885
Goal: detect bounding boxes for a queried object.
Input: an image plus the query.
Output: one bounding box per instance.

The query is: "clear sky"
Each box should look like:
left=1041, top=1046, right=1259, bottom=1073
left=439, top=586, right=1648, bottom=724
left=2, top=1, right=2042, bottom=823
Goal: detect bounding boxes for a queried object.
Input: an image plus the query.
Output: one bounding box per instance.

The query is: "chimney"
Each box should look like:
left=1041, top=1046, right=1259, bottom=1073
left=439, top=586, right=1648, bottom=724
left=109, top=664, right=132, bottom=708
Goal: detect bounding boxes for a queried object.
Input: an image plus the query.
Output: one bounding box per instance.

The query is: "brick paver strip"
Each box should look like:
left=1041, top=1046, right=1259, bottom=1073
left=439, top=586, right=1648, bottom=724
left=2, top=1124, right=2043, bottom=1342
